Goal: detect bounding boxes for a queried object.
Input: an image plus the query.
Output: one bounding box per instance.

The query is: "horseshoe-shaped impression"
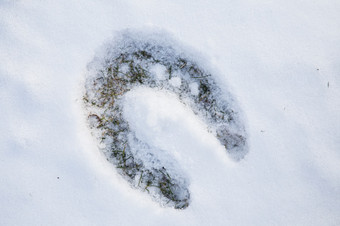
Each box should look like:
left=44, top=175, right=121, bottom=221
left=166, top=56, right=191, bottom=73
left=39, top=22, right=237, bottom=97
left=84, top=29, right=247, bottom=209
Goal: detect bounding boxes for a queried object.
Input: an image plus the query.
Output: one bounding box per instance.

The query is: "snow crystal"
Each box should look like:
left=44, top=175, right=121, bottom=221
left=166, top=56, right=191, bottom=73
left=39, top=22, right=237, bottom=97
left=169, top=77, right=181, bottom=88
left=150, top=64, right=167, bottom=81
left=189, top=82, right=199, bottom=96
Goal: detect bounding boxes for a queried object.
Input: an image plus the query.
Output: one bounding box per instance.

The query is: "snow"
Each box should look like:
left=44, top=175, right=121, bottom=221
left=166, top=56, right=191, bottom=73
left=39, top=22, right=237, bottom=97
left=123, top=86, right=228, bottom=169
left=150, top=64, right=167, bottom=81
left=189, top=82, right=199, bottom=96
left=169, top=77, right=182, bottom=88
left=1, top=0, right=340, bottom=225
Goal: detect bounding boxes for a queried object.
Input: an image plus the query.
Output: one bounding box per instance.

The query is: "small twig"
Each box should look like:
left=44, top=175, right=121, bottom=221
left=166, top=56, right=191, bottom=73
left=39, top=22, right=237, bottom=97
left=138, top=172, right=143, bottom=186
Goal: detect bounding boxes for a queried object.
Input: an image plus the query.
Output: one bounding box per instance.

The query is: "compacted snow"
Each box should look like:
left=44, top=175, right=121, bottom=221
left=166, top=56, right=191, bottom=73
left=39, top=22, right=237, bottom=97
left=1, top=0, right=340, bottom=225
left=83, top=30, right=247, bottom=209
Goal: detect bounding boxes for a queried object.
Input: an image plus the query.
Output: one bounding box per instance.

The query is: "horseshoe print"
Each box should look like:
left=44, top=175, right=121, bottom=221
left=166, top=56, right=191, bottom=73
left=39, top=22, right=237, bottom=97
left=84, top=30, right=247, bottom=209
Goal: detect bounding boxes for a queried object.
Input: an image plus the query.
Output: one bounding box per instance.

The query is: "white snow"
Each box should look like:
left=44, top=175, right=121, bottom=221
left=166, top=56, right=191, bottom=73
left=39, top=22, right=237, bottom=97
left=1, top=0, right=340, bottom=225
left=189, top=82, right=199, bottom=96
left=169, top=77, right=182, bottom=88
left=150, top=64, right=167, bottom=81
left=123, top=86, right=227, bottom=170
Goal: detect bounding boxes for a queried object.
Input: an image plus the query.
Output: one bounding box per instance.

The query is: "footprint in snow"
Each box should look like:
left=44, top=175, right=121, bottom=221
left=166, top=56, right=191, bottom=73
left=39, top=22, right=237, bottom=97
left=83, top=29, right=247, bottom=209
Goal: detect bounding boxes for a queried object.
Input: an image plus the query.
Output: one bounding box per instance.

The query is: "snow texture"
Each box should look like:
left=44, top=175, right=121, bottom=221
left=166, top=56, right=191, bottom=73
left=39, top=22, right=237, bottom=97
left=84, top=30, right=247, bottom=208
left=1, top=0, right=340, bottom=225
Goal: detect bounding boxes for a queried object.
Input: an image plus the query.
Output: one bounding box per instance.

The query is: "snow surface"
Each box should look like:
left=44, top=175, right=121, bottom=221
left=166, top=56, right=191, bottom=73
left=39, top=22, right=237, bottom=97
left=1, top=0, right=340, bottom=225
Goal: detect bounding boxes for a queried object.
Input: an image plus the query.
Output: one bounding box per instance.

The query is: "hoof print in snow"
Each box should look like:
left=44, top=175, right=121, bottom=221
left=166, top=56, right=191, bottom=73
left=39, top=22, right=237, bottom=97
left=84, top=30, right=247, bottom=209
